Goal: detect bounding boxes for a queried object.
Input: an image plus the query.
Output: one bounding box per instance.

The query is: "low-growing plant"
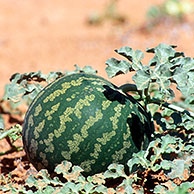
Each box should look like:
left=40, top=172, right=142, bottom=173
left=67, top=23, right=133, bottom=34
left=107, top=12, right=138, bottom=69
left=87, top=0, right=126, bottom=25
left=0, top=43, right=194, bottom=193
left=147, top=0, right=194, bottom=28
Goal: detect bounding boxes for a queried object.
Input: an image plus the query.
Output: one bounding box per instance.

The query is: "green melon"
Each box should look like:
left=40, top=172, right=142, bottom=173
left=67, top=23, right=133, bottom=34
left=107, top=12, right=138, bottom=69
left=22, top=73, right=153, bottom=176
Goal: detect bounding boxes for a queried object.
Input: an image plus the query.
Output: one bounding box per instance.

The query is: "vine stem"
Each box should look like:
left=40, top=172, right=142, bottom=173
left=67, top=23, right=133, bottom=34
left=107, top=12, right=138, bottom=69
left=119, top=84, right=194, bottom=118
left=150, top=98, right=194, bottom=118
left=119, top=84, right=143, bottom=97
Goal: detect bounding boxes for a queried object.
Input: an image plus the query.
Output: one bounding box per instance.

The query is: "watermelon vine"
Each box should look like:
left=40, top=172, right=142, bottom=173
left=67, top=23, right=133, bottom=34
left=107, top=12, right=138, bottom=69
left=0, top=43, right=193, bottom=193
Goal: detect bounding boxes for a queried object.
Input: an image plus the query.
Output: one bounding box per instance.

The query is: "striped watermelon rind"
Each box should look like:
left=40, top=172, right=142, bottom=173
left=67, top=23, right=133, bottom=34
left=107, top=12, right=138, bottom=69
left=22, top=73, right=152, bottom=176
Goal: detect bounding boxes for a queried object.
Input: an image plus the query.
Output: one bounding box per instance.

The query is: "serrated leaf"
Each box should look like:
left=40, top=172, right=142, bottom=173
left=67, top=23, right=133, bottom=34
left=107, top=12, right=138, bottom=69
left=55, top=160, right=84, bottom=182
left=73, top=64, right=97, bottom=74
left=115, top=46, right=134, bottom=62
left=174, top=182, right=194, bottom=194
left=146, top=135, right=182, bottom=170
left=151, top=163, right=162, bottom=172
left=25, top=174, right=38, bottom=186
left=46, top=71, right=64, bottom=83
left=87, top=173, right=106, bottom=185
left=105, top=58, right=131, bottom=78
left=55, top=160, right=72, bottom=174
left=170, top=162, right=186, bottom=180
left=145, top=44, right=184, bottom=100
left=160, top=159, right=173, bottom=170
left=183, top=145, right=194, bottom=152
left=179, top=113, right=194, bottom=131
left=39, top=185, right=56, bottom=193
left=151, top=66, right=175, bottom=100
left=173, top=68, right=194, bottom=97
left=10, top=71, right=47, bottom=83
left=172, top=57, right=194, bottom=98
left=185, top=95, right=194, bottom=105
left=152, top=63, right=172, bottom=83
left=82, top=182, right=95, bottom=193
left=37, top=169, right=52, bottom=183
left=59, top=185, right=72, bottom=193
left=3, top=70, right=66, bottom=108
left=127, top=150, right=149, bottom=173
left=147, top=43, right=184, bottom=66
left=92, top=185, right=109, bottom=193
left=167, top=154, right=194, bottom=180
left=3, top=83, right=26, bottom=102
left=132, top=69, right=151, bottom=90
left=104, top=163, right=126, bottom=179
left=116, top=179, right=135, bottom=194
left=160, top=135, right=178, bottom=153
left=154, top=184, right=168, bottom=194
left=62, top=182, right=80, bottom=193
left=115, top=46, right=144, bottom=71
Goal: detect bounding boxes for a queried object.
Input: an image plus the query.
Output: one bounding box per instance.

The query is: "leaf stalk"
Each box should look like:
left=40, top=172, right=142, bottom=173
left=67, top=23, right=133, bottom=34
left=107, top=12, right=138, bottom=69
left=119, top=83, right=194, bottom=118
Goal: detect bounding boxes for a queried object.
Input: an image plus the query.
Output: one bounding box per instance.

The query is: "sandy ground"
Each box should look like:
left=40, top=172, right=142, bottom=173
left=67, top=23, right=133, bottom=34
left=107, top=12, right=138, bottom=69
left=1, top=0, right=194, bottom=98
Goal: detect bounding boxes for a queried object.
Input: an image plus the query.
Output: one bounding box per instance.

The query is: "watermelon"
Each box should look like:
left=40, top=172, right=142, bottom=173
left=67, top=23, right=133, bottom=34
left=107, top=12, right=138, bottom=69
left=22, top=73, right=153, bottom=176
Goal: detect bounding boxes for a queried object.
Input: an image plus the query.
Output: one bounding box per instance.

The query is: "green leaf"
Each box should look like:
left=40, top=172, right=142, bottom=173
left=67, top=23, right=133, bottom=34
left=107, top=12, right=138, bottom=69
left=153, top=180, right=177, bottom=194
left=82, top=182, right=95, bottom=193
left=115, top=46, right=144, bottom=71
left=0, top=114, right=4, bottom=129
left=185, top=95, right=194, bottom=105
left=167, top=159, right=185, bottom=179
left=55, top=160, right=72, bottom=174
left=147, top=43, right=184, bottom=66
left=62, top=182, right=80, bottom=193
left=3, top=83, right=26, bottom=102
left=144, top=44, right=184, bottom=100
left=173, top=182, right=194, bottom=194
left=39, top=186, right=56, bottom=193
left=153, top=184, right=168, bottom=194
left=105, top=58, right=131, bottom=78
left=103, top=163, right=126, bottom=179
left=173, top=57, right=194, bottom=71
left=132, top=68, right=151, bottom=90
left=26, top=169, right=65, bottom=191
left=154, top=181, right=194, bottom=194
left=115, top=46, right=134, bottom=62
left=87, top=173, right=105, bottom=186
left=92, top=185, right=109, bottom=194
left=179, top=113, right=194, bottom=131
left=167, top=154, right=194, bottom=180
left=146, top=135, right=180, bottom=170
left=73, top=64, right=98, bottom=75
left=151, top=64, right=172, bottom=85
left=3, top=70, right=66, bottom=107
left=127, top=150, right=149, bottom=173
left=55, top=160, right=84, bottom=182
left=173, top=58, right=194, bottom=96
left=160, top=159, right=173, bottom=170
left=152, top=67, right=174, bottom=100
left=116, top=179, right=137, bottom=194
